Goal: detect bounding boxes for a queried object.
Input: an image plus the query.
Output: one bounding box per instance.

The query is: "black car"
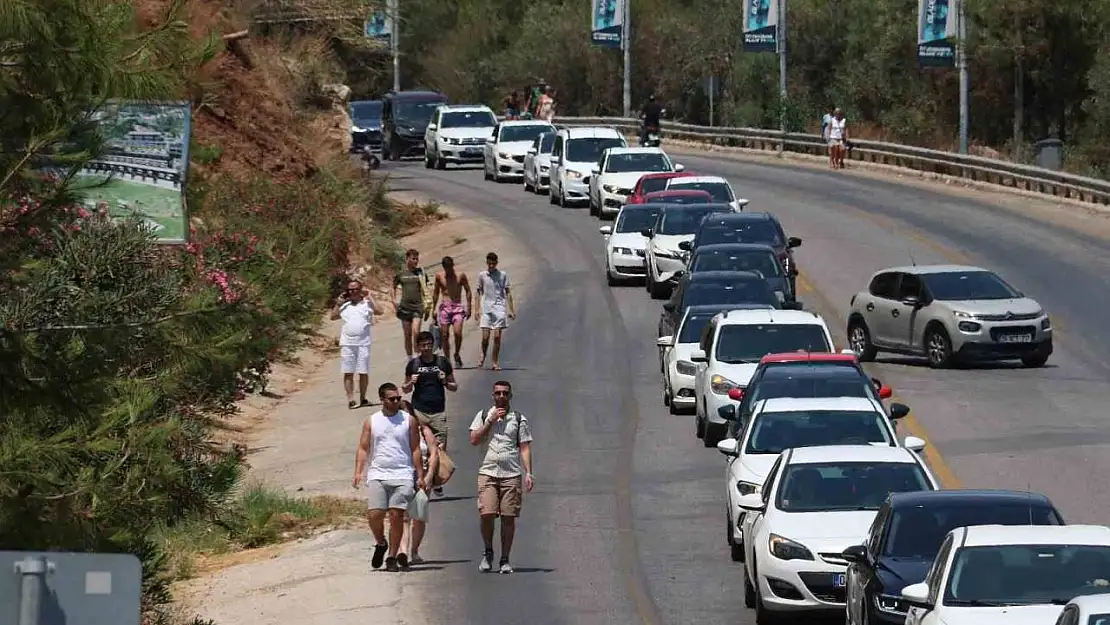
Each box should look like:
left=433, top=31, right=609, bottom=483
left=349, top=99, right=383, bottom=153
left=680, top=212, right=802, bottom=294
left=681, top=243, right=795, bottom=306
left=642, top=202, right=736, bottom=299
left=842, top=490, right=1065, bottom=625
left=381, top=90, right=448, bottom=160
left=657, top=270, right=784, bottom=337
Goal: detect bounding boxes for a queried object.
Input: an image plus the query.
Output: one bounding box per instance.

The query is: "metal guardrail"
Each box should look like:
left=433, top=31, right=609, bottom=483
left=548, top=116, right=1110, bottom=205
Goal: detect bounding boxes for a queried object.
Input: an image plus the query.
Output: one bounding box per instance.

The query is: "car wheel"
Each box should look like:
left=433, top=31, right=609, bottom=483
left=549, top=184, right=558, bottom=204
left=606, top=263, right=617, bottom=286
left=1021, top=353, right=1049, bottom=367
left=754, top=562, right=780, bottom=624
left=728, top=514, right=746, bottom=562
left=524, top=174, right=534, bottom=192
left=434, top=151, right=446, bottom=170
left=743, top=562, right=757, bottom=607
left=483, top=163, right=493, bottom=180
left=389, top=141, right=401, bottom=161
left=848, top=318, right=878, bottom=361
left=661, top=388, right=670, bottom=407
left=925, top=325, right=955, bottom=369
left=424, top=151, right=433, bottom=169
left=648, top=278, right=669, bottom=300
left=703, top=420, right=721, bottom=448
left=589, top=195, right=599, bottom=216
left=695, top=412, right=705, bottom=439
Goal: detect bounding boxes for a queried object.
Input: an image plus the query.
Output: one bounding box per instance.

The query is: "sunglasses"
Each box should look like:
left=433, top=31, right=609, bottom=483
left=493, top=391, right=510, bottom=397
left=383, top=396, right=402, bottom=402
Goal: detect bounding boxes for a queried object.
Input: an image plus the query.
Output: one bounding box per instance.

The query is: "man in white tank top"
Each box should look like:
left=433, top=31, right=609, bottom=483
left=352, top=382, right=425, bottom=571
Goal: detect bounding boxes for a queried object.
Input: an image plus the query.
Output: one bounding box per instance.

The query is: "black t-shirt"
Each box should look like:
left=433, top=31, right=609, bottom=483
left=641, top=102, right=663, bottom=127
left=406, top=355, right=452, bottom=413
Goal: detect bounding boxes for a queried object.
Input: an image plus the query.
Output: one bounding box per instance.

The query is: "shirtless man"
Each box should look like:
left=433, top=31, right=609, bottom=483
left=431, top=256, right=473, bottom=367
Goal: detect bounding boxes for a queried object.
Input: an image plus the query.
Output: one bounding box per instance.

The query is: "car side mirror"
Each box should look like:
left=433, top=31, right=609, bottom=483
left=889, top=403, right=910, bottom=419
left=591, top=166, right=601, bottom=174
left=900, top=582, right=932, bottom=609
left=716, top=437, right=739, bottom=457
left=527, top=148, right=537, bottom=155
left=841, top=544, right=868, bottom=564
left=718, top=404, right=737, bottom=421
left=599, top=225, right=613, bottom=235
left=674, top=163, right=685, bottom=172
left=656, top=335, right=674, bottom=347
left=736, top=198, right=750, bottom=209
left=690, top=349, right=707, bottom=362
left=641, top=229, right=654, bottom=238
left=903, top=436, right=927, bottom=453
left=737, top=493, right=765, bottom=512
left=787, top=236, right=802, bottom=248
left=427, top=123, right=437, bottom=132
left=727, top=387, right=745, bottom=401
left=677, top=241, right=692, bottom=251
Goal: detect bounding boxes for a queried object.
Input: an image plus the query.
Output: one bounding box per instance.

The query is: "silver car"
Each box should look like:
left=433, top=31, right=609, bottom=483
left=846, top=264, right=1052, bottom=368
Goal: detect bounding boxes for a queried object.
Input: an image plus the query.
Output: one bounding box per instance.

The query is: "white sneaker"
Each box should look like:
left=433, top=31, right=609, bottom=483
left=478, top=551, right=494, bottom=573
left=499, top=560, right=514, bottom=574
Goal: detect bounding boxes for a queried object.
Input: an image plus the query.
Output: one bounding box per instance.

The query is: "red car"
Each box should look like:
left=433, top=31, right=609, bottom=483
left=642, top=189, right=714, bottom=204
left=626, top=171, right=699, bottom=204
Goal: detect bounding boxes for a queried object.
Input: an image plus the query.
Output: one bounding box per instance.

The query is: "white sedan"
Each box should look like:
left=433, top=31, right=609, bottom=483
left=523, top=131, right=556, bottom=194
left=483, top=120, right=555, bottom=182
left=656, top=304, right=752, bottom=414
left=666, top=175, right=749, bottom=211
left=599, top=203, right=660, bottom=285
left=735, top=445, right=938, bottom=622
left=588, top=147, right=683, bottom=219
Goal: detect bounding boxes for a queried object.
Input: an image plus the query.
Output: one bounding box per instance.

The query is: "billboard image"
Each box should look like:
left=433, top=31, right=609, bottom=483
left=917, top=0, right=956, bottom=67
left=364, top=9, right=392, bottom=47
left=742, top=0, right=778, bottom=53
left=591, top=0, right=624, bottom=49
left=74, top=101, right=192, bottom=244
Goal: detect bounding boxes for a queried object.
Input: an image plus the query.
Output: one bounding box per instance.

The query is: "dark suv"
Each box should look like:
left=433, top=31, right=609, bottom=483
left=680, top=212, right=801, bottom=295
left=349, top=99, right=383, bottom=153
left=381, top=90, right=448, bottom=160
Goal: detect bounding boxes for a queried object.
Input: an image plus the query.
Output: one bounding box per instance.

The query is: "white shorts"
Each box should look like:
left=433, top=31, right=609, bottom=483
left=479, top=311, right=508, bottom=330
left=340, top=344, right=371, bottom=374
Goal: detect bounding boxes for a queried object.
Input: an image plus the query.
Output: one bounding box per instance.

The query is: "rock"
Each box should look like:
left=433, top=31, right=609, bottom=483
left=321, top=84, right=351, bottom=105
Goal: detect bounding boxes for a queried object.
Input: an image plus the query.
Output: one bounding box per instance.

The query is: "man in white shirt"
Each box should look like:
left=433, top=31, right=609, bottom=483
left=474, top=252, right=516, bottom=370
left=331, top=279, right=384, bottom=409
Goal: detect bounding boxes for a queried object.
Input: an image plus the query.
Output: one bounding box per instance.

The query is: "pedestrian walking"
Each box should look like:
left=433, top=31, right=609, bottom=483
left=351, top=382, right=425, bottom=572
left=820, top=106, right=833, bottom=142
left=392, top=249, right=430, bottom=360
left=475, top=252, right=516, bottom=370
left=828, top=108, right=849, bottom=169
left=330, top=279, right=384, bottom=409
left=398, top=399, right=439, bottom=565
left=403, top=330, right=457, bottom=495
left=431, top=255, right=473, bottom=368
left=468, top=380, right=534, bottom=574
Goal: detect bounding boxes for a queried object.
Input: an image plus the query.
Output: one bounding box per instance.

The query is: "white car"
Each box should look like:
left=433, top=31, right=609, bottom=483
left=690, top=309, right=836, bottom=446
left=549, top=127, right=627, bottom=208
left=587, top=147, right=683, bottom=219
left=716, top=397, right=921, bottom=563
left=666, top=175, right=749, bottom=211
left=483, top=120, right=555, bottom=183
left=1055, top=594, right=1110, bottom=625
left=599, top=203, right=660, bottom=285
left=901, top=525, right=1110, bottom=625
left=657, top=304, right=773, bottom=414
left=734, top=445, right=938, bottom=622
left=424, top=105, right=497, bottom=169
left=523, top=131, right=556, bottom=194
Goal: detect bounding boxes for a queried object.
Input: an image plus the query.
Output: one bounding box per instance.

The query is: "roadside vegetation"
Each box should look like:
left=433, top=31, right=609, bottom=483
left=352, top=0, right=1110, bottom=176
left=0, top=0, right=429, bottom=623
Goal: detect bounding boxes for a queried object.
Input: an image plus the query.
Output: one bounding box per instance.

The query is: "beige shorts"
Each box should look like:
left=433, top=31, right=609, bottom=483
left=477, top=474, right=523, bottom=517
left=413, top=409, right=447, bottom=447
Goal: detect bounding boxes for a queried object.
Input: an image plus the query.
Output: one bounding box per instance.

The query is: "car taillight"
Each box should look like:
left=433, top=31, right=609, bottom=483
left=778, top=251, right=791, bottom=273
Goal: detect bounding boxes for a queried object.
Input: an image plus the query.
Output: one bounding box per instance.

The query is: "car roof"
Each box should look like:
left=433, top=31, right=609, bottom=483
left=645, top=189, right=712, bottom=196
left=640, top=171, right=696, bottom=180
left=757, top=396, right=883, bottom=413
left=682, top=304, right=746, bottom=317
left=350, top=99, right=381, bottom=105
left=685, top=270, right=766, bottom=282
left=872, top=264, right=990, bottom=276
left=619, top=203, right=662, bottom=212
left=761, top=352, right=859, bottom=364
left=559, top=126, right=624, bottom=138
left=438, top=104, right=494, bottom=113
left=700, top=211, right=776, bottom=223
left=712, top=309, right=827, bottom=327
left=670, top=175, right=728, bottom=184
left=499, top=120, right=555, bottom=127
left=958, top=524, right=1110, bottom=547
left=659, top=202, right=734, bottom=213
left=693, top=243, right=777, bottom=254
left=888, top=489, right=1058, bottom=509
left=386, top=90, right=446, bottom=101
left=605, top=146, right=665, bottom=155
left=1067, top=594, right=1110, bottom=610
left=787, top=445, right=919, bottom=465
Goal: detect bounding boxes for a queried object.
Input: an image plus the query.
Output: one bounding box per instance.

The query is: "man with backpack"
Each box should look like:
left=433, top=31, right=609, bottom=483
left=468, top=380, right=534, bottom=574
left=403, top=331, right=458, bottom=496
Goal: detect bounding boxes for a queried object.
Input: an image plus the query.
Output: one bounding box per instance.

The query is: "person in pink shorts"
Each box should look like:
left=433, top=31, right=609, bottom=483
left=431, top=256, right=473, bottom=367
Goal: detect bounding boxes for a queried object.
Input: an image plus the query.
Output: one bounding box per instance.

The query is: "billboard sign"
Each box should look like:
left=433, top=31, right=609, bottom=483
left=917, top=0, right=956, bottom=67
left=591, top=0, right=624, bottom=49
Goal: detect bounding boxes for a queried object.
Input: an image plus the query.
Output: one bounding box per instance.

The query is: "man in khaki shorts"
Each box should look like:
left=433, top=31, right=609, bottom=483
left=468, top=380, right=534, bottom=574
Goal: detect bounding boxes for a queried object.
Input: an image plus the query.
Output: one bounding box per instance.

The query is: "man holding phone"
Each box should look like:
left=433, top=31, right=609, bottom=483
left=330, top=279, right=383, bottom=408
left=403, top=331, right=457, bottom=495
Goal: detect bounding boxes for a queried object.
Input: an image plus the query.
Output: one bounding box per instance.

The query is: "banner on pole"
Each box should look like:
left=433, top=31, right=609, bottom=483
left=917, top=0, right=956, bottom=67
left=591, top=0, right=624, bottom=49
left=364, top=6, right=393, bottom=48
left=742, top=0, right=778, bottom=53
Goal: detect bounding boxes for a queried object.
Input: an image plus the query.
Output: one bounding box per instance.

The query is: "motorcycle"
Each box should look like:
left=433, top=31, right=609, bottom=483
left=640, top=124, right=662, bottom=148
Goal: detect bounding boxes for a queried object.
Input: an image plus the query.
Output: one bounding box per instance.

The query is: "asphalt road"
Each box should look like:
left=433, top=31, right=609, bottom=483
left=376, top=151, right=1110, bottom=625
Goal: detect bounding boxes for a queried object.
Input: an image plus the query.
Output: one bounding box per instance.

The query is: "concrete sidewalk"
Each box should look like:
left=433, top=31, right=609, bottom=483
left=178, top=199, right=536, bottom=624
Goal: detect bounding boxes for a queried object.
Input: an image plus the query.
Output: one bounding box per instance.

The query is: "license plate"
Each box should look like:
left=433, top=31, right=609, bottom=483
left=648, top=134, right=660, bottom=140
left=998, top=333, right=1033, bottom=343
left=463, top=148, right=481, bottom=156
left=833, top=573, right=846, bottom=588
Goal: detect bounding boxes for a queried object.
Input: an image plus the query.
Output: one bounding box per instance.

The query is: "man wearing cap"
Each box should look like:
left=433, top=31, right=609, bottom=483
left=431, top=255, right=473, bottom=368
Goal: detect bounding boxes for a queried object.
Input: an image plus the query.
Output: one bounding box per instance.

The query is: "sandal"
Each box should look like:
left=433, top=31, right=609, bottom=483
left=491, top=364, right=501, bottom=371
left=454, top=353, right=463, bottom=368
left=359, top=398, right=372, bottom=408
left=348, top=400, right=358, bottom=409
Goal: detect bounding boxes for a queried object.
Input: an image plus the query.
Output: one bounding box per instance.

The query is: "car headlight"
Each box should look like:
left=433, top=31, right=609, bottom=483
left=613, top=247, right=634, bottom=255
left=710, top=374, right=737, bottom=394
left=498, top=152, right=511, bottom=159
left=874, top=593, right=908, bottom=615
left=654, top=248, right=682, bottom=260
left=676, top=360, right=697, bottom=376
left=603, top=184, right=619, bottom=193
left=952, top=310, right=978, bottom=319
left=540, top=165, right=549, bottom=172
left=768, top=534, right=814, bottom=561
left=351, top=125, right=364, bottom=133
left=566, top=170, right=583, bottom=180
left=736, top=481, right=760, bottom=496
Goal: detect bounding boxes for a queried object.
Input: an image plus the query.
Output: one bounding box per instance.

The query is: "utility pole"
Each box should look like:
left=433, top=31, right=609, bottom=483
left=777, top=0, right=788, bottom=146
left=389, top=0, right=400, bottom=91
left=957, top=0, right=968, bottom=154
left=622, top=0, right=631, bottom=117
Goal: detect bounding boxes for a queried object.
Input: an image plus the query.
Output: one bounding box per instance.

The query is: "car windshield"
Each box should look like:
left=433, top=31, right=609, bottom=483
left=943, top=545, right=1110, bottom=607
left=605, top=152, right=671, bottom=173
left=681, top=281, right=778, bottom=309
left=616, top=208, right=661, bottom=233
left=748, top=366, right=879, bottom=404
left=350, top=101, right=382, bottom=119
left=697, top=221, right=783, bottom=246
left=776, top=462, right=931, bottom=512
left=567, top=137, right=626, bottom=162
left=745, top=410, right=893, bottom=454
left=394, top=101, right=443, bottom=122
left=921, top=270, right=1022, bottom=301
left=645, top=192, right=712, bottom=204
left=657, top=207, right=725, bottom=235
left=440, top=111, right=496, bottom=128
left=501, top=124, right=552, bottom=143
left=692, top=250, right=783, bottom=276
left=677, top=311, right=720, bottom=344
left=670, top=181, right=734, bottom=202
left=884, top=504, right=1063, bottom=559
left=639, top=176, right=675, bottom=195
left=715, top=324, right=832, bottom=364
left=539, top=133, right=555, bottom=153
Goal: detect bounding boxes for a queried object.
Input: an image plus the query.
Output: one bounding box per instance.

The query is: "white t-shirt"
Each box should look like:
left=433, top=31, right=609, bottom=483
left=829, top=117, right=847, bottom=141
left=477, top=270, right=510, bottom=315
left=339, top=300, right=372, bottom=346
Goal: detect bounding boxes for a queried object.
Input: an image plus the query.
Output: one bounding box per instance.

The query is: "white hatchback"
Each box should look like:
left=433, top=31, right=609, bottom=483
left=587, top=147, right=683, bottom=218
left=734, top=445, right=938, bottom=621
left=523, top=131, right=556, bottom=194
left=599, top=203, right=660, bottom=284
left=666, top=175, right=749, bottom=211
left=483, top=120, right=555, bottom=182
left=549, top=127, right=627, bottom=208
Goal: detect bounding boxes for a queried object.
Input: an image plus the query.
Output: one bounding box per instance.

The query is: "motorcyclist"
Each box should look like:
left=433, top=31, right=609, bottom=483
left=639, top=94, right=664, bottom=146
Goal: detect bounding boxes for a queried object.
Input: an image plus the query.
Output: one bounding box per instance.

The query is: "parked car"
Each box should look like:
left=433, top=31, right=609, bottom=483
left=381, top=90, right=448, bottom=160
